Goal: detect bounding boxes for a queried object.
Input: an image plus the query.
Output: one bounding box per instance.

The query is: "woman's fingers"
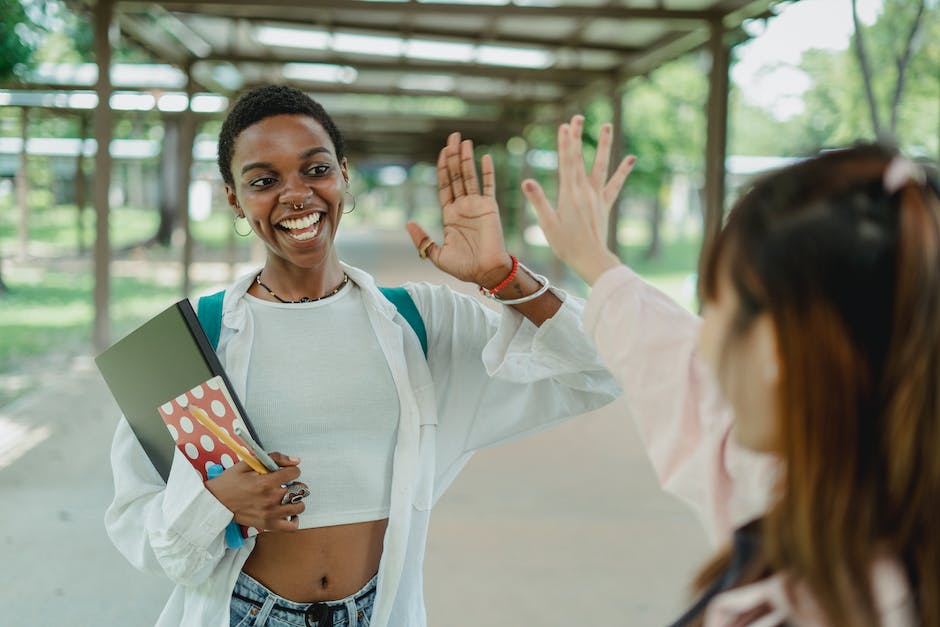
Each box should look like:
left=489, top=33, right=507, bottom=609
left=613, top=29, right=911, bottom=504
left=602, top=155, right=637, bottom=206
left=557, top=122, right=572, bottom=190
left=522, top=179, right=555, bottom=228
left=558, top=115, right=588, bottom=191
left=405, top=221, right=439, bottom=263
left=569, top=115, right=584, bottom=177
left=480, top=154, right=496, bottom=197
left=459, top=139, right=480, bottom=195
left=438, top=132, right=491, bottom=201
left=436, top=147, right=453, bottom=207
left=590, top=123, right=613, bottom=189
left=445, top=132, right=466, bottom=198
left=267, top=451, right=300, bottom=467
left=249, top=498, right=306, bottom=532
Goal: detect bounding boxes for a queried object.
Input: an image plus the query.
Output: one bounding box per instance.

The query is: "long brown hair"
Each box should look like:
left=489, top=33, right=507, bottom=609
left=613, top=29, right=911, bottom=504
left=695, top=145, right=940, bottom=626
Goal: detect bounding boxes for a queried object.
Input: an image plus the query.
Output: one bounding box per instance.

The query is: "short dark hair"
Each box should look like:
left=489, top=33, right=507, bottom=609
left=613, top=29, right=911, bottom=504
left=217, top=84, right=346, bottom=188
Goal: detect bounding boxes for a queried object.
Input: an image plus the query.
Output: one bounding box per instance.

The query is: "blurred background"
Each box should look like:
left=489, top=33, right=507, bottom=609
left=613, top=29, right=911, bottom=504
left=0, top=0, right=938, bottom=624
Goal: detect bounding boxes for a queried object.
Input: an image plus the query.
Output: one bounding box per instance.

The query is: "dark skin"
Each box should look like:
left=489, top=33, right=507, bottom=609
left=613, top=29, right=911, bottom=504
left=208, top=113, right=627, bottom=603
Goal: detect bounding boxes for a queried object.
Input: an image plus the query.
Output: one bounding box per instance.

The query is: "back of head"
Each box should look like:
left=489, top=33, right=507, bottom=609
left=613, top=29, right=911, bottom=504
left=699, top=145, right=940, bottom=625
left=216, top=84, right=345, bottom=189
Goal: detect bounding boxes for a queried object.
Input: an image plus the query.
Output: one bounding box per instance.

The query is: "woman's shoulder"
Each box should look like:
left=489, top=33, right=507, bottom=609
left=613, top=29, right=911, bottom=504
left=704, top=556, right=917, bottom=626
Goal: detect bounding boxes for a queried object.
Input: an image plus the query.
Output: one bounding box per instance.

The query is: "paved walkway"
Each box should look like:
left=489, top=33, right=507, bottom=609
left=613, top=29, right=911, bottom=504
left=0, top=229, right=709, bottom=626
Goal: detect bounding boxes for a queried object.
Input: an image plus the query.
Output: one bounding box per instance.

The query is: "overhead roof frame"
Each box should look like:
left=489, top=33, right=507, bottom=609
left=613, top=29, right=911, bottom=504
left=40, top=0, right=796, bottom=349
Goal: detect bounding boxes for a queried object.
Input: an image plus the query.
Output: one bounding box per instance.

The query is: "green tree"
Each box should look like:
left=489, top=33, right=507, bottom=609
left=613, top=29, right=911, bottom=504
left=757, top=0, right=940, bottom=158
left=851, top=0, right=929, bottom=140
left=0, top=0, right=37, bottom=80
left=620, top=56, right=709, bottom=259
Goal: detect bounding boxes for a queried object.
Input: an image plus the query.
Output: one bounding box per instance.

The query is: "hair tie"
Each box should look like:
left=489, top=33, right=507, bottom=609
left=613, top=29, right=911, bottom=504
left=883, top=155, right=925, bottom=194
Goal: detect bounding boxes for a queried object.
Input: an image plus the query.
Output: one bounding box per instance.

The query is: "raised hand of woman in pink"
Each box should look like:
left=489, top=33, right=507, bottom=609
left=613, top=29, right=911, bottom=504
left=523, top=114, right=636, bottom=285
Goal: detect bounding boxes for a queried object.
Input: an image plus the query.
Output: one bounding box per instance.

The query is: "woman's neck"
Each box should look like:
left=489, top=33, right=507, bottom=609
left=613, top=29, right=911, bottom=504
left=256, top=256, right=346, bottom=303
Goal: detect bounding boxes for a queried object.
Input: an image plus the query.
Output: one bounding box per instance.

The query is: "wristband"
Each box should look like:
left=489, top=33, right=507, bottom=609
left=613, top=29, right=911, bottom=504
left=490, top=264, right=551, bottom=305
left=479, top=255, right=518, bottom=298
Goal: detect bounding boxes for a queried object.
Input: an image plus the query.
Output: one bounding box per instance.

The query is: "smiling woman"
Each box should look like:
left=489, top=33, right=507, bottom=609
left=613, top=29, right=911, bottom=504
left=226, top=114, right=349, bottom=299
left=103, top=84, right=629, bottom=627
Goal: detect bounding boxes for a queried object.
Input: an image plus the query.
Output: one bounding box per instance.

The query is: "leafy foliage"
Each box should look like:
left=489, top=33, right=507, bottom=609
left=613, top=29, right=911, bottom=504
left=0, top=0, right=37, bottom=79
left=790, top=0, right=938, bottom=155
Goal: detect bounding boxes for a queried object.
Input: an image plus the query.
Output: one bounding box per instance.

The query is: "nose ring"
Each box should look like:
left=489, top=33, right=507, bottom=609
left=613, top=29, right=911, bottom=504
left=292, top=200, right=304, bottom=211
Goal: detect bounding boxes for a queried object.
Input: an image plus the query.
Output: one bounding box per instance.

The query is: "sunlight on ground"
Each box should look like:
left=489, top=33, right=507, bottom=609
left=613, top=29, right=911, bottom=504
left=0, top=415, right=51, bottom=470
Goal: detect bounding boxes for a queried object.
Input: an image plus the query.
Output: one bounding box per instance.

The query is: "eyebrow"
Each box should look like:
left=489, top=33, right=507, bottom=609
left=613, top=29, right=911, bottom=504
left=240, top=146, right=333, bottom=176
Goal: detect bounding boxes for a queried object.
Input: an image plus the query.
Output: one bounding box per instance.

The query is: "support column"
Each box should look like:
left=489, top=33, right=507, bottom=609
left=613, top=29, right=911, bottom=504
left=607, top=83, right=625, bottom=255
left=515, top=138, right=531, bottom=260
left=700, top=18, right=730, bottom=300
left=93, top=0, right=114, bottom=351
left=16, top=107, right=30, bottom=261
left=75, top=113, right=89, bottom=255
left=178, top=64, right=196, bottom=298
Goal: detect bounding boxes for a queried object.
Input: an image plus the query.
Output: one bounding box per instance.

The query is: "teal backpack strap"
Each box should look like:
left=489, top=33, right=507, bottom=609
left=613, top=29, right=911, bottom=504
left=380, top=286, right=428, bottom=359
left=196, top=287, right=426, bottom=358
left=197, top=290, right=225, bottom=350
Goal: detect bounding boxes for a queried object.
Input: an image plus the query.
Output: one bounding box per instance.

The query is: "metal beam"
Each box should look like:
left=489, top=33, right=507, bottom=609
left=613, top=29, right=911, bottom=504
left=117, top=12, right=231, bottom=92
left=116, top=11, right=191, bottom=67
left=154, top=10, right=647, bottom=56
left=203, top=52, right=610, bottom=84
left=622, top=30, right=707, bottom=78
left=135, top=0, right=720, bottom=21
left=720, top=0, right=782, bottom=26
left=237, top=78, right=562, bottom=106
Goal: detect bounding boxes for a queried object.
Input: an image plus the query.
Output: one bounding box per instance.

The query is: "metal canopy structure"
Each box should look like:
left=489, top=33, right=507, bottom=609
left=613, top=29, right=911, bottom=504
left=66, top=0, right=786, bottom=161
left=27, top=0, right=794, bottom=349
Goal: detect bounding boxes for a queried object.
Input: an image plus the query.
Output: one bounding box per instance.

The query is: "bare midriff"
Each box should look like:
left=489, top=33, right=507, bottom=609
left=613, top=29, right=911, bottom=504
left=242, top=519, right=388, bottom=603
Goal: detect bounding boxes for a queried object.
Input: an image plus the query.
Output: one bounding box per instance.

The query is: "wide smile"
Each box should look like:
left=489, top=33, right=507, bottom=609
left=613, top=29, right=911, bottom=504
left=276, top=211, right=325, bottom=242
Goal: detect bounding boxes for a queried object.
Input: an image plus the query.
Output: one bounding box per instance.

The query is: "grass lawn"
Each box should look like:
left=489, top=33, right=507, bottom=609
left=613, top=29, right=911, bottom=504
left=0, top=204, right=239, bottom=404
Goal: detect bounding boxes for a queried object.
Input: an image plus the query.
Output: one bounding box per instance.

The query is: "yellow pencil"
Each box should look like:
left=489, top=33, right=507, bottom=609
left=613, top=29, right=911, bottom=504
left=190, top=405, right=269, bottom=475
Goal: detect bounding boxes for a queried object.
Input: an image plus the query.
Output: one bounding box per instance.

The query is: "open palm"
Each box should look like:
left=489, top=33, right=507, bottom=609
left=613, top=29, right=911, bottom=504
left=406, top=133, right=510, bottom=285
left=523, top=115, right=635, bottom=283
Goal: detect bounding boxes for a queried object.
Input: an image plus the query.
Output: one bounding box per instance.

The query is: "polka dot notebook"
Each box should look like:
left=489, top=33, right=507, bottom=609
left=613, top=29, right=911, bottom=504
left=158, top=375, right=260, bottom=538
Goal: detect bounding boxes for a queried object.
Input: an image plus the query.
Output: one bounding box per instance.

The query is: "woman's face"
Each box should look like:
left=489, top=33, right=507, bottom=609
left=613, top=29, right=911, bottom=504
left=225, top=114, right=348, bottom=271
left=698, top=267, right=780, bottom=453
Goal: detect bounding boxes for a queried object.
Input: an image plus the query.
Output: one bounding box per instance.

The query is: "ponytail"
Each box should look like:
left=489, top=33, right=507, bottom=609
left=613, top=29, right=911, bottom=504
left=881, top=168, right=940, bottom=625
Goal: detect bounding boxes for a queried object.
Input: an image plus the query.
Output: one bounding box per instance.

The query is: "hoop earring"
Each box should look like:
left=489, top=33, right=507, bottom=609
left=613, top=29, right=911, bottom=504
left=343, top=190, right=357, bottom=215
left=233, top=215, right=253, bottom=237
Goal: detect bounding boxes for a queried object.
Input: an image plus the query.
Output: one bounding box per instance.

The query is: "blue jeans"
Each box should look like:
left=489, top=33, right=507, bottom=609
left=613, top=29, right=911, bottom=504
left=230, top=571, right=376, bottom=627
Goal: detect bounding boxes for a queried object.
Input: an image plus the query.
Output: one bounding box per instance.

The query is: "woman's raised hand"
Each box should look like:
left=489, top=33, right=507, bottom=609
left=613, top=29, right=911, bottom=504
left=406, top=132, right=513, bottom=288
left=523, top=115, right=636, bottom=285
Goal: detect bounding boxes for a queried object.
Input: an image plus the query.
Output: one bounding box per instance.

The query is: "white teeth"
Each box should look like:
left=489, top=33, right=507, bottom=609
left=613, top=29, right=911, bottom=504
left=280, top=213, right=322, bottom=230
left=288, top=221, right=321, bottom=240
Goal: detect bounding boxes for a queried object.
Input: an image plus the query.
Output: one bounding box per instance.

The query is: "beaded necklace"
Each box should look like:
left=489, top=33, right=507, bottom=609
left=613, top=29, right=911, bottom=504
left=254, top=272, right=349, bottom=304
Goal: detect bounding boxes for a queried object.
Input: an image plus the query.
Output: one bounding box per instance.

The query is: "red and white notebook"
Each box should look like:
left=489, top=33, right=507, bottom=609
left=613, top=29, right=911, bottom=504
left=157, top=375, right=260, bottom=538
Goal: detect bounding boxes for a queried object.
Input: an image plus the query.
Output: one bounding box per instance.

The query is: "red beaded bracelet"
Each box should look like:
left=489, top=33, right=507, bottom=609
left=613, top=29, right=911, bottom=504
left=479, top=255, right=518, bottom=298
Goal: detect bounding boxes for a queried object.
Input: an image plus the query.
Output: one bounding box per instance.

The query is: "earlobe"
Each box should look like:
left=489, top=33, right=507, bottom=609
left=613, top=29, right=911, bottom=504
left=224, top=185, right=241, bottom=216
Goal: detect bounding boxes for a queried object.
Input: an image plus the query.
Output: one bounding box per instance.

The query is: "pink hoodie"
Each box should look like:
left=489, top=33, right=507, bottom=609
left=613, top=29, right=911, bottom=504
left=583, top=265, right=917, bottom=626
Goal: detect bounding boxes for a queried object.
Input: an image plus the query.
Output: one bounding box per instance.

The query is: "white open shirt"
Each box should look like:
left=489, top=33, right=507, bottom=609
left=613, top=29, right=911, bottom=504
left=105, top=263, right=620, bottom=627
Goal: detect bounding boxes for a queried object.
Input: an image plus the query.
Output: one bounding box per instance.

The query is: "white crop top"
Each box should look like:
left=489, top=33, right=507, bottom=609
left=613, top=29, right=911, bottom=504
left=244, top=281, right=400, bottom=529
